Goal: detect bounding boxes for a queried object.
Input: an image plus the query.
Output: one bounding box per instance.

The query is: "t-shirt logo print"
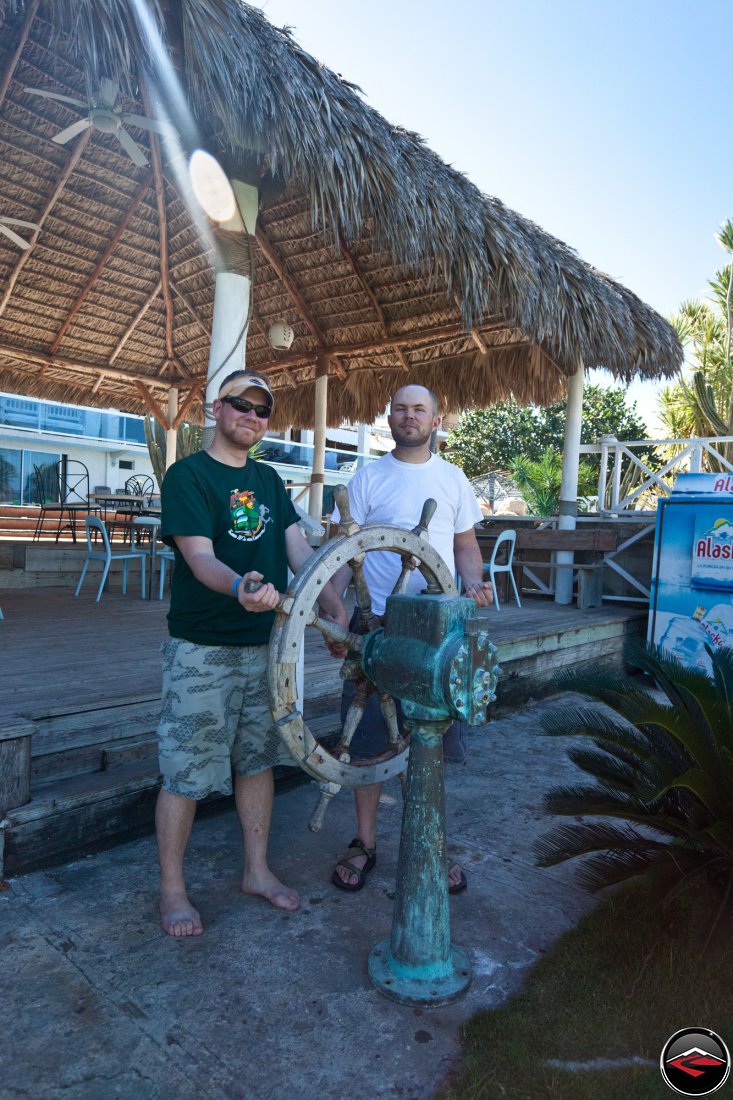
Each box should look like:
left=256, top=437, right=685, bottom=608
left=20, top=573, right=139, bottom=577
left=229, top=489, right=271, bottom=542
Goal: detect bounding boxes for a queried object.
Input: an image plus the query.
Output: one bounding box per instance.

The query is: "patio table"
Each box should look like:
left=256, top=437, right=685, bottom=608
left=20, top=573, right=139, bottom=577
left=132, top=515, right=161, bottom=600
left=88, top=492, right=145, bottom=522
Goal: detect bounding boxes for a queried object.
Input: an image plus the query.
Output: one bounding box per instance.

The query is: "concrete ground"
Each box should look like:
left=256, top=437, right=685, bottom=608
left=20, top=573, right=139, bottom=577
left=2, top=695, right=594, bottom=1100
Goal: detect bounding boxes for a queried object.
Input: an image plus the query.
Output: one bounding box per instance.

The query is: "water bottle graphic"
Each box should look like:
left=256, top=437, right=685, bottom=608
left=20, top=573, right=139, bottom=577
left=660, top=615, right=708, bottom=668
left=699, top=602, right=733, bottom=650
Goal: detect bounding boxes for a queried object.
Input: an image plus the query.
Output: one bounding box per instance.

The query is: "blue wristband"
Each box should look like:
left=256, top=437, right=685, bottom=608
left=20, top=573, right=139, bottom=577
left=232, top=575, right=243, bottom=597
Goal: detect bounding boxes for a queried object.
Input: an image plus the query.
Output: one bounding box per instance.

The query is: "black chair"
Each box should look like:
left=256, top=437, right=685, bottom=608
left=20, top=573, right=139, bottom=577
left=108, top=475, right=155, bottom=544
left=127, top=474, right=156, bottom=505
left=32, top=459, right=98, bottom=543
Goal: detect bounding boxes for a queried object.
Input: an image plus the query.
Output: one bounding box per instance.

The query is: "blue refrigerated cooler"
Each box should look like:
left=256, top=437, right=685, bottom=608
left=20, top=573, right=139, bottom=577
left=648, top=472, right=733, bottom=673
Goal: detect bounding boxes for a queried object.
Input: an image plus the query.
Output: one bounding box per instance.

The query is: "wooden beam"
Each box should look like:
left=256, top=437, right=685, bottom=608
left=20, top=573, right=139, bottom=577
left=0, top=0, right=38, bottom=110
left=167, top=355, right=191, bottom=380
left=133, top=380, right=170, bottom=428
left=0, top=342, right=170, bottom=392
left=339, top=235, right=410, bottom=372
left=453, top=295, right=488, bottom=353
left=172, top=385, right=203, bottom=428
left=254, top=320, right=510, bottom=373
left=255, top=225, right=327, bottom=347
left=50, top=170, right=154, bottom=353
left=109, top=281, right=162, bottom=364
left=468, top=328, right=488, bottom=354
left=91, top=374, right=104, bottom=394
left=0, top=129, right=92, bottom=319
left=249, top=305, right=266, bottom=336
left=170, top=281, right=210, bottom=339
left=141, top=81, right=175, bottom=363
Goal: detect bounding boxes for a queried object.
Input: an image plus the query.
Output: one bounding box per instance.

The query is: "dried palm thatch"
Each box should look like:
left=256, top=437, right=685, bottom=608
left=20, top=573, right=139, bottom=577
left=0, top=0, right=682, bottom=430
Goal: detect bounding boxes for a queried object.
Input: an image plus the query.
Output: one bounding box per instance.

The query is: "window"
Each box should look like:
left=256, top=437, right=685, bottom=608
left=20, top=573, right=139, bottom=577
left=0, top=391, right=147, bottom=446
left=0, top=447, right=61, bottom=504
left=0, top=448, right=21, bottom=503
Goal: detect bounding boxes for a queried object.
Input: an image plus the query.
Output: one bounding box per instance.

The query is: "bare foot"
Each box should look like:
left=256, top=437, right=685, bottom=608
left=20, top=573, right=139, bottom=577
left=240, top=870, right=300, bottom=911
left=160, top=889, right=204, bottom=937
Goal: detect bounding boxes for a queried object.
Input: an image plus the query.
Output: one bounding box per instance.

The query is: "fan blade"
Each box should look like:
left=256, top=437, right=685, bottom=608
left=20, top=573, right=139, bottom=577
left=0, top=223, right=32, bottom=249
left=120, top=113, right=171, bottom=136
left=53, top=118, right=92, bottom=145
left=24, top=86, right=87, bottom=108
left=116, top=126, right=149, bottom=167
left=0, top=218, right=41, bottom=230
left=98, top=77, right=119, bottom=107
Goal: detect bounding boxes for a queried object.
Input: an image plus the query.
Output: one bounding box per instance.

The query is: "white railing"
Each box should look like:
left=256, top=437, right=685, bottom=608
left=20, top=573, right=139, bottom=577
left=573, top=434, right=733, bottom=604
left=581, top=434, right=733, bottom=516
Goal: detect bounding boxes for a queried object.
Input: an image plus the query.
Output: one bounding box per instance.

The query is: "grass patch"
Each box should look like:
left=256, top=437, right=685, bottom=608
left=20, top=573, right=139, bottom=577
left=441, top=879, right=733, bottom=1099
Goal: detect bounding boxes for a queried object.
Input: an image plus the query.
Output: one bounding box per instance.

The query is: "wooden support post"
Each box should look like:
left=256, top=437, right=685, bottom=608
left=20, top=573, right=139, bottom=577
left=309, top=357, right=329, bottom=519
left=166, top=387, right=178, bottom=471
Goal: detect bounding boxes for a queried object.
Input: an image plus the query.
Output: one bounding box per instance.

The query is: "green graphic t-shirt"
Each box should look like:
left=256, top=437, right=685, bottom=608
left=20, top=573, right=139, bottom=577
left=161, top=450, right=298, bottom=646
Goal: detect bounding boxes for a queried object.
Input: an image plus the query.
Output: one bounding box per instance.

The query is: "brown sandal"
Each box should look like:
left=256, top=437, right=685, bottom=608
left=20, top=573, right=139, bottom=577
left=331, top=837, right=377, bottom=892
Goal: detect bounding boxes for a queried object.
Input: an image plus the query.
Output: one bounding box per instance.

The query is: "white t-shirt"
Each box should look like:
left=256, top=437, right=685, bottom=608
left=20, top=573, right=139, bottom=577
left=333, top=452, right=482, bottom=614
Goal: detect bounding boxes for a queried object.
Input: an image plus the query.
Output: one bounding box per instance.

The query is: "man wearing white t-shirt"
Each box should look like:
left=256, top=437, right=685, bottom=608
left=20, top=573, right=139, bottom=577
left=330, top=384, right=492, bottom=893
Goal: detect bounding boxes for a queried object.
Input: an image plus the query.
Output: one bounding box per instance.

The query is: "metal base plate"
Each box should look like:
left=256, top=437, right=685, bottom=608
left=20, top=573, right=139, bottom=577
left=368, top=941, right=472, bottom=1006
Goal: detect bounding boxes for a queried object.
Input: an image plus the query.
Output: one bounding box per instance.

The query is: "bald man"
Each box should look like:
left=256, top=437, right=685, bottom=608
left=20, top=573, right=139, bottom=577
left=330, top=384, right=492, bottom=894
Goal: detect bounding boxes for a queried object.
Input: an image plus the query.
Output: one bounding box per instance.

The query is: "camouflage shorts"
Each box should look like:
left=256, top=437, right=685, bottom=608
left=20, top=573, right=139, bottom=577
left=157, top=637, right=294, bottom=799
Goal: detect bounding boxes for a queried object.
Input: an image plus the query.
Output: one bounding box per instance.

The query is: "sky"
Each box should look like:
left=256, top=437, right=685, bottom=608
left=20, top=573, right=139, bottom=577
left=252, top=0, right=733, bottom=433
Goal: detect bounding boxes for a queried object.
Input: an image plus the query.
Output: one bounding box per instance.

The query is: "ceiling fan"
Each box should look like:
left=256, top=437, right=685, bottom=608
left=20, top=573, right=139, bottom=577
left=24, top=78, right=170, bottom=167
left=0, top=215, right=41, bottom=249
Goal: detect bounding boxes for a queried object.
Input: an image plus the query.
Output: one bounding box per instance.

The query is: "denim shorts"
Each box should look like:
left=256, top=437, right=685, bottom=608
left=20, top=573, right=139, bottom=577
left=157, top=638, right=293, bottom=799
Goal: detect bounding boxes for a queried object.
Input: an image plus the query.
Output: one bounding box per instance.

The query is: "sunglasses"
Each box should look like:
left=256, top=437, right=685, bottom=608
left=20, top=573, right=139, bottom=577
left=221, top=395, right=271, bottom=419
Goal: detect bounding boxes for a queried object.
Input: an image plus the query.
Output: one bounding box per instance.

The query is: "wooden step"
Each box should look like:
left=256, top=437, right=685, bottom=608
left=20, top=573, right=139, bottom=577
left=3, top=759, right=162, bottom=874
left=2, top=705, right=344, bottom=876
left=2, top=691, right=343, bottom=875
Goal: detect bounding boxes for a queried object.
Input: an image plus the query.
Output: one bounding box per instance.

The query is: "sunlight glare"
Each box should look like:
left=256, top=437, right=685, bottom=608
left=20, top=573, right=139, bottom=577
left=189, top=150, right=237, bottom=222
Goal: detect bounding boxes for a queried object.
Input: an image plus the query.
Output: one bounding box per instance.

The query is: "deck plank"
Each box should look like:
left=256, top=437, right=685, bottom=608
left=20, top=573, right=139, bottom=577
left=0, top=584, right=647, bottom=873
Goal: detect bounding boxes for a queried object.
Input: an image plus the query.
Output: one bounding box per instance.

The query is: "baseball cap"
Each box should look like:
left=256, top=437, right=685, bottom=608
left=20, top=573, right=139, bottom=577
left=218, top=370, right=274, bottom=408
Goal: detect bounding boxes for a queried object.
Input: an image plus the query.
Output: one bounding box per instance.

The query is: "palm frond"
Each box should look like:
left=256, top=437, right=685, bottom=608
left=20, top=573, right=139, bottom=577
left=537, top=640, right=733, bottom=918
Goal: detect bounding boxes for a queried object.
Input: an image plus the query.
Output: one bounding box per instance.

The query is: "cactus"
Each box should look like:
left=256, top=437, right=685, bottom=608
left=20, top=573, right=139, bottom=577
left=144, top=415, right=262, bottom=487
left=144, top=416, right=203, bottom=488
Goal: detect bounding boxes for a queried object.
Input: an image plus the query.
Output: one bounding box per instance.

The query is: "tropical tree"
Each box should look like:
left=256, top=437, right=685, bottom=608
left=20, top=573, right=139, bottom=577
left=659, top=220, right=733, bottom=466
left=445, top=385, right=650, bottom=478
left=535, top=643, right=733, bottom=943
left=509, top=447, right=597, bottom=515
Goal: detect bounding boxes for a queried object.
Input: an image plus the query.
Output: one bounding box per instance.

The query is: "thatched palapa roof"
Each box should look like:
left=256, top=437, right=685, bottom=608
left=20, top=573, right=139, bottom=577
left=0, top=0, right=682, bottom=430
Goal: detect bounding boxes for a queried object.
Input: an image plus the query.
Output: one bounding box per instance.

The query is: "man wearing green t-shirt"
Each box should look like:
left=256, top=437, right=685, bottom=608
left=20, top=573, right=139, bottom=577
left=156, top=369, right=348, bottom=937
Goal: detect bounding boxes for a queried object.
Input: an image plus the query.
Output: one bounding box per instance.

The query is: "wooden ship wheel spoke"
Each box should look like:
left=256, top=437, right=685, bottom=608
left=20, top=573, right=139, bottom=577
left=262, top=486, right=457, bottom=829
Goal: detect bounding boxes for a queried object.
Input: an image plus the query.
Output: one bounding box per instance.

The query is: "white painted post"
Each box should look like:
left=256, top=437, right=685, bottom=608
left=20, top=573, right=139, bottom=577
left=203, top=180, right=259, bottom=451
left=309, top=357, right=329, bottom=519
left=356, top=422, right=369, bottom=467
left=165, top=386, right=178, bottom=472
left=611, top=439, right=623, bottom=513
left=597, top=434, right=614, bottom=512
left=555, top=367, right=584, bottom=605
left=689, top=440, right=703, bottom=473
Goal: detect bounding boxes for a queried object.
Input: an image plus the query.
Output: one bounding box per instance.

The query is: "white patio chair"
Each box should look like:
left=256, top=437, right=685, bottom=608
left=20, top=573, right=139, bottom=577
left=157, top=545, right=175, bottom=599
left=74, top=516, right=147, bottom=602
left=485, top=529, right=521, bottom=610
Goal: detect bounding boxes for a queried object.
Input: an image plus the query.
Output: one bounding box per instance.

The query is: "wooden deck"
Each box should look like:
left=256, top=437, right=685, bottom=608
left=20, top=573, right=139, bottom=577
left=0, top=584, right=647, bottom=875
